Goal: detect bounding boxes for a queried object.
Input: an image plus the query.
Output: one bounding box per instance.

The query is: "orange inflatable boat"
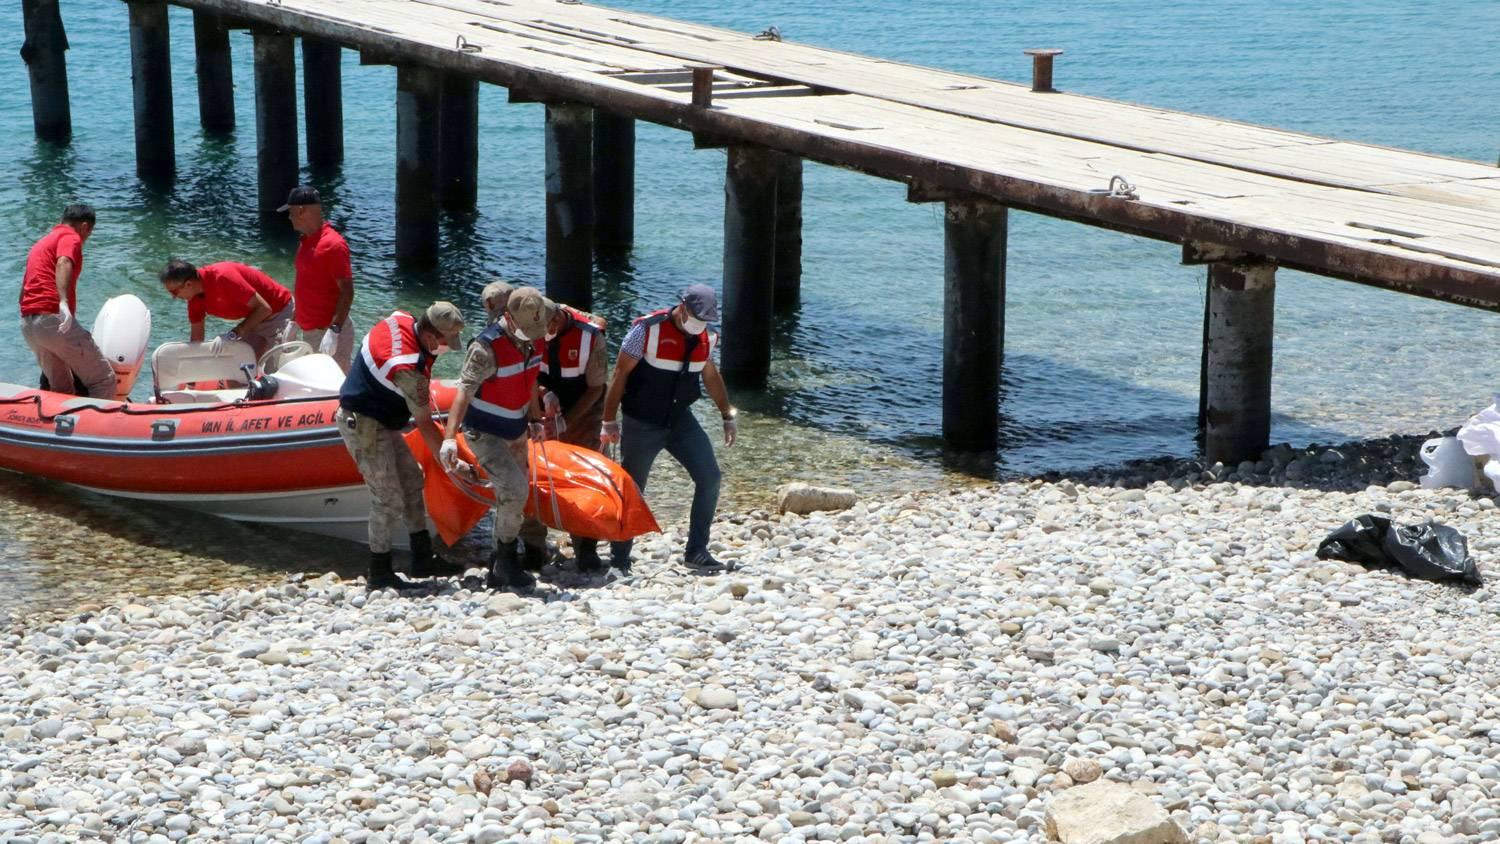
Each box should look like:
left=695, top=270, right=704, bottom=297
left=0, top=295, right=658, bottom=549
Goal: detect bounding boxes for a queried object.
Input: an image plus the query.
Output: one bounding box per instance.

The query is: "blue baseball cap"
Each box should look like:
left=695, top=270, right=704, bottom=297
left=680, top=284, right=720, bottom=322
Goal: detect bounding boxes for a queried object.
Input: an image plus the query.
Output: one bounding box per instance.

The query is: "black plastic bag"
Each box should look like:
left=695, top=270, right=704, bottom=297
left=1317, top=514, right=1482, bottom=585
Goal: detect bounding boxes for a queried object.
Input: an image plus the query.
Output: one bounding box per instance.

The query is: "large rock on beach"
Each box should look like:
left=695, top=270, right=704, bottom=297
left=1044, top=781, right=1188, bottom=844
left=775, top=482, right=858, bottom=514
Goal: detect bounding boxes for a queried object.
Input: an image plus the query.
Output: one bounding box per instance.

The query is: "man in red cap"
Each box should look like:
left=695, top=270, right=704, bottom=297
left=18, top=204, right=115, bottom=398
left=159, top=259, right=295, bottom=359
left=281, top=185, right=355, bottom=371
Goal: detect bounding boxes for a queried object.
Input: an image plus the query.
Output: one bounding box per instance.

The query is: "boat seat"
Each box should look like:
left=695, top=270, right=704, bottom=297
left=152, top=340, right=255, bottom=400
left=159, top=388, right=249, bottom=405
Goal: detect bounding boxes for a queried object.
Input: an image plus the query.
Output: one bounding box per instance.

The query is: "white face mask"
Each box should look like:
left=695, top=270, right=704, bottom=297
left=544, top=329, right=558, bottom=342
left=505, top=315, right=536, bottom=341
left=681, top=315, right=707, bottom=335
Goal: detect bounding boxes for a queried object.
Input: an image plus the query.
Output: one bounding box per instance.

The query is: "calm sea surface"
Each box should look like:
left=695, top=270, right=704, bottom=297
left=2, top=0, right=1499, bottom=618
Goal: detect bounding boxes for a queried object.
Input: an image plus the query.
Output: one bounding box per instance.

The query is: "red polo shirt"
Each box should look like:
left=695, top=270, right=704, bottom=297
left=293, top=222, right=352, bottom=330
left=188, top=262, right=293, bottom=324
left=19, top=225, right=83, bottom=316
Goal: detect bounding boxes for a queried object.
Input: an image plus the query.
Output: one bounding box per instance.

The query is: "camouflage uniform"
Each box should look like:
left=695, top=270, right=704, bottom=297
left=336, top=369, right=430, bottom=553
left=458, top=332, right=544, bottom=553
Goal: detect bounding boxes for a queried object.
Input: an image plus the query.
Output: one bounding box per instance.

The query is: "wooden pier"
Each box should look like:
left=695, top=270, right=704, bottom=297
left=23, top=0, right=1500, bottom=462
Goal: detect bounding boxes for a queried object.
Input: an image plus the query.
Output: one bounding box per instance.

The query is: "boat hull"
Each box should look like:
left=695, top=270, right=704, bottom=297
left=0, top=383, right=371, bottom=542
left=79, top=483, right=378, bottom=545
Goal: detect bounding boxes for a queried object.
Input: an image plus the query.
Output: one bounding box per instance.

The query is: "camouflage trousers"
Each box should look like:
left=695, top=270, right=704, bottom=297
left=337, top=408, right=425, bottom=553
left=467, top=428, right=545, bottom=554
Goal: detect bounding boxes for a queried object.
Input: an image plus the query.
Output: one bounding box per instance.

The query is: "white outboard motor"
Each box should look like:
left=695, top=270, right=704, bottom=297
left=263, top=353, right=346, bottom=399
left=92, top=294, right=151, bottom=401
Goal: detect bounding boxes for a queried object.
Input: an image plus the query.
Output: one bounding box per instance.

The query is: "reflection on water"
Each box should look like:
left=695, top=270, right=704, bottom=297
left=0, top=471, right=365, bottom=625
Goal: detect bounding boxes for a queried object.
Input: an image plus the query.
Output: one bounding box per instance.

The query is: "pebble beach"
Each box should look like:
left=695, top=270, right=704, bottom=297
left=2, top=433, right=1499, bottom=843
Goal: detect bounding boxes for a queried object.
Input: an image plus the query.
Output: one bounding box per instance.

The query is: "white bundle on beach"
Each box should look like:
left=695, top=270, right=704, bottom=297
left=1454, top=395, right=1500, bottom=492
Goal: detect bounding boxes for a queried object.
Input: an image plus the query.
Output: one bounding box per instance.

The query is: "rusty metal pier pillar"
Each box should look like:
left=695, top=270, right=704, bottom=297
left=720, top=146, right=780, bottom=388
left=22, top=0, right=72, bottom=143
left=439, top=73, right=479, bottom=212
left=252, top=30, right=298, bottom=220
left=592, top=111, right=634, bottom=260
left=128, top=0, right=174, bottom=183
left=193, top=11, right=234, bottom=135
left=302, top=38, right=343, bottom=169
left=545, top=103, right=595, bottom=310
left=395, top=65, right=442, bottom=265
left=773, top=153, right=803, bottom=313
left=1202, top=255, right=1276, bottom=466
left=942, top=199, right=1007, bottom=452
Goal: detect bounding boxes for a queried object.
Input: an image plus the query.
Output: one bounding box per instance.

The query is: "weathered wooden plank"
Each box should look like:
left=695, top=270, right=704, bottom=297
left=163, top=0, right=1500, bottom=309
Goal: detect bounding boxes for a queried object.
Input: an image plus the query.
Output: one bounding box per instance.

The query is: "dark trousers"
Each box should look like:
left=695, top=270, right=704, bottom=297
left=610, top=410, right=721, bottom=563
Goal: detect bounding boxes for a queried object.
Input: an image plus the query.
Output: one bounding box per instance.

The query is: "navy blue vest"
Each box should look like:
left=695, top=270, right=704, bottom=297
left=339, top=319, right=434, bottom=430
left=461, top=323, right=540, bottom=440
left=622, top=310, right=707, bottom=428
left=539, top=311, right=602, bottom=411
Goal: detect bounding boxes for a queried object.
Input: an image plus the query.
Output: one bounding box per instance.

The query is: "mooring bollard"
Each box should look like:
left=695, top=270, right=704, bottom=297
left=1024, top=48, right=1063, bottom=93
left=691, top=64, right=719, bottom=108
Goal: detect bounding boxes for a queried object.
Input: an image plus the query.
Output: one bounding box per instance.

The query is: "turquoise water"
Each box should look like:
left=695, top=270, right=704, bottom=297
left=2, top=1, right=1499, bottom=613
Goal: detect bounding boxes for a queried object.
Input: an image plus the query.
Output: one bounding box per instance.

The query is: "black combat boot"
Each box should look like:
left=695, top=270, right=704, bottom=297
left=573, top=538, right=605, bottom=574
left=409, top=530, right=464, bottom=578
left=487, top=541, right=536, bottom=591
left=367, top=551, right=422, bottom=592
left=520, top=542, right=550, bottom=572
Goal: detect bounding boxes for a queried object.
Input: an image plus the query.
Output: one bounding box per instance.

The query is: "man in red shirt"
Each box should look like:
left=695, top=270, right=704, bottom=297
left=17, top=204, right=116, bottom=399
left=159, top=259, right=295, bottom=359
left=279, top=186, right=355, bottom=371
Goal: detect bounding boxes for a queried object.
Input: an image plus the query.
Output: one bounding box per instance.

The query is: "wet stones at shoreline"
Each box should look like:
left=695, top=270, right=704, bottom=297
left=1, top=430, right=1498, bottom=841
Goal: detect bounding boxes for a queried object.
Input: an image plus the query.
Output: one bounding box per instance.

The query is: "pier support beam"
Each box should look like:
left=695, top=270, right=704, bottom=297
left=545, top=103, right=595, bottom=310
left=1202, top=254, right=1277, bottom=466
left=592, top=111, right=634, bottom=259
left=302, top=38, right=343, bottom=169
left=127, top=0, right=174, bottom=184
left=942, top=199, right=1007, bottom=452
left=438, top=73, right=479, bottom=212
left=720, top=146, right=780, bottom=389
left=253, top=31, right=298, bottom=220
left=773, top=153, right=803, bottom=312
left=192, top=11, right=234, bottom=135
left=21, top=0, right=71, bottom=144
left=395, top=65, right=442, bottom=266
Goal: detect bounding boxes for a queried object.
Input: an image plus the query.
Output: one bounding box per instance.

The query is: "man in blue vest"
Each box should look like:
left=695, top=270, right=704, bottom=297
left=338, top=302, right=468, bottom=591
left=600, top=284, right=737, bottom=574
